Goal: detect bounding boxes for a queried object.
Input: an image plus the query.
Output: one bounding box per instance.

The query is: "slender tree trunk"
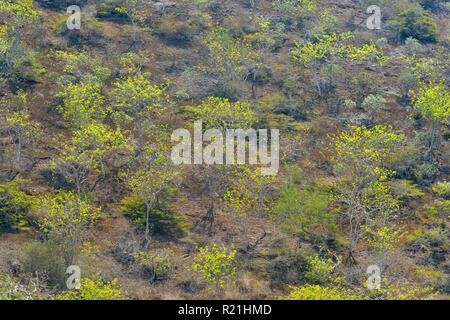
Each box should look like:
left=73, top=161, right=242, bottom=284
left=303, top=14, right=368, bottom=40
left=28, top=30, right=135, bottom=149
left=16, top=131, right=22, bottom=173
left=145, top=201, right=151, bottom=243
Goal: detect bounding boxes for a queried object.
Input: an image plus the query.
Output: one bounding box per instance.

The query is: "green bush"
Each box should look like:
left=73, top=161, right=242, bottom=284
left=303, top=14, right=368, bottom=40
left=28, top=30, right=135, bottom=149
left=398, top=72, right=419, bottom=96
left=56, top=274, right=126, bottom=300
left=393, top=10, right=439, bottom=42
left=22, top=242, right=66, bottom=289
left=121, top=195, right=185, bottom=236
left=11, top=53, right=46, bottom=83
left=0, top=180, right=34, bottom=232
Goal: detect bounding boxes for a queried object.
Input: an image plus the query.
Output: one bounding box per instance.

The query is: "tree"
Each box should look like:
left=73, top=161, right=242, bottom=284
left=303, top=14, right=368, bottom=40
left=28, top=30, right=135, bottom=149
left=0, top=0, right=38, bottom=72
left=37, top=191, right=104, bottom=266
left=122, top=139, right=180, bottom=243
left=54, top=50, right=111, bottom=86
left=291, top=32, right=381, bottom=97
left=111, top=73, right=170, bottom=149
left=412, top=82, right=449, bottom=152
left=190, top=244, right=236, bottom=299
left=57, top=81, right=107, bottom=129
left=185, top=96, right=255, bottom=130
left=223, top=167, right=275, bottom=249
left=51, top=122, right=129, bottom=197
left=115, top=0, right=151, bottom=46
left=364, top=225, right=408, bottom=272
left=328, top=125, right=406, bottom=264
left=203, top=25, right=261, bottom=96
left=1, top=91, right=40, bottom=172
left=183, top=97, right=256, bottom=232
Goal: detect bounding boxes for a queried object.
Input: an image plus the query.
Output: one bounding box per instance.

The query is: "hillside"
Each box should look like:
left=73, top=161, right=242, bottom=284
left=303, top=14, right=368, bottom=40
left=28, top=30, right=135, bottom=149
left=0, top=0, right=448, bottom=300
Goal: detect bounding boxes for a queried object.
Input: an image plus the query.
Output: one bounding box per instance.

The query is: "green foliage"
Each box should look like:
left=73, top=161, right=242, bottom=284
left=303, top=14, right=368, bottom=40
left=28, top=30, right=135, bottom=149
left=410, top=227, right=449, bottom=252
left=36, top=191, right=104, bottom=265
left=393, top=10, right=439, bottom=43
left=412, top=82, right=449, bottom=151
left=285, top=278, right=435, bottom=300
left=122, top=140, right=180, bottom=241
left=203, top=25, right=261, bottom=88
left=405, top=37, right=423, bottom=53
left=329, top=125, right=406, bottom=263
left=54, top=50, right=111, bottom=86
left=291, top=32, right=383, bottom=96
left=56, top=275, right=126, bottom=300
left=121, top=194, right=185, bottom=236
left=272, top=186, right=337, bottom=238
left=51, top=122, right=130, bottom=195
left=115, top=0, right=151, bottom=42
left=22, top=241, right=66, bottom=289
left=366, top=278, right=436, bottom=300
left=57, top=81, right=107, bottom=129
left=350, top=72, right=383, bottom=105
left=361, top=94, right=386, bottom=120
left=390, top=179, right=425, bottom=199
left=1, top=91, right=41, bottom=171
left=304, top=254, right=340, bottom=285
left=422, top=181, right=450, bottom=225
left=432, top=181, right=450, bottom=199
left=0, top=0, right=39, bottom=72
left=413, top=83, right=449, bottom=125
left=112, top=73, right=170, bottom=148
left=398, top=72, right=419, bottom=96
left=285, top=284, right=362, bottom=300
left=0, top=179, right=34, bottom=231
left=133, top=248, right=175, bottom=281
left=223, top=167, right=275, bottom=247
left=190, top=244, right=237, bottom=298
left=330, top=125, right=406, bottom=178
left=364, top=226, right=408, bottom=255
left=183, top=97, right=255, bottom=129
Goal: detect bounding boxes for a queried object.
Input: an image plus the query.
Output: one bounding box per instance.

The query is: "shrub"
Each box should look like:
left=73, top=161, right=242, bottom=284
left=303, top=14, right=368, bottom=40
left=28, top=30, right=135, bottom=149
left=304, top=254, right=339, bottom=285
left=22, top=242, right=66, bottom=289
left=56, top=274, right=126, bottom=300
left=11, top=52, right=46, bottom=83
left=0, top=180, right=34, bottom=232
left=272, top=186, right=337, bottom=239
left=361, top=94, right=386, bottom=120
left=157, top=17, right=193, bottom=42
left=405, top=37, right=423, bottom=52
left=52, top=14, right=107, bottom=46
left=393, top=10, right=439, bottom=43
left=121, top=194, right=185, bottom=236
left=350, top=73, right=382, bottom=105
left=398, top=72, right=419, bottom=96
left=285, top=284, right=362, bottom=300
left=133, top=249, right=175, bottom=281
left=190, top=244, right=237, bottom=299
